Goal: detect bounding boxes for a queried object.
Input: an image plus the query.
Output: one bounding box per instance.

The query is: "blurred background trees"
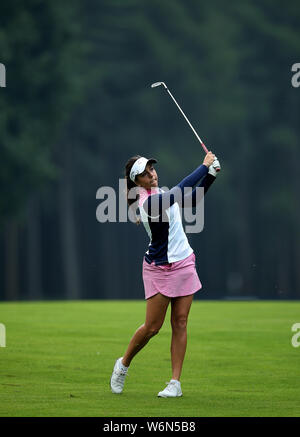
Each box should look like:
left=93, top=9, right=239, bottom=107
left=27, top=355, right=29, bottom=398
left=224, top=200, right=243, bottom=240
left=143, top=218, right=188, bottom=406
left=0, top=0, right=300, bottom=301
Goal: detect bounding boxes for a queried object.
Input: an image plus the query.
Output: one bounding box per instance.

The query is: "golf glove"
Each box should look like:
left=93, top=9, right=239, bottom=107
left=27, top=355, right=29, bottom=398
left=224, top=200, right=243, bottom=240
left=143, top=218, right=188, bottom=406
left=208, top=157, right=221, bottom=177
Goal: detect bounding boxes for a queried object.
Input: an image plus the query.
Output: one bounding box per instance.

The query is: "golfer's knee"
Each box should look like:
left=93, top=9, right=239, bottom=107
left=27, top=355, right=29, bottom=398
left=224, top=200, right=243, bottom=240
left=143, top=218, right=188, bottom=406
left=171, top=316, right=188, bottom=331
left=144, top=323, right=160, bottom=338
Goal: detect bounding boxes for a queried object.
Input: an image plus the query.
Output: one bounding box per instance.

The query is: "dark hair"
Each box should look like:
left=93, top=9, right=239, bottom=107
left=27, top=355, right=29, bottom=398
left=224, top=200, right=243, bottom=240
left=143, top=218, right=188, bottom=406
left=125, top=155, right=141, bottom=225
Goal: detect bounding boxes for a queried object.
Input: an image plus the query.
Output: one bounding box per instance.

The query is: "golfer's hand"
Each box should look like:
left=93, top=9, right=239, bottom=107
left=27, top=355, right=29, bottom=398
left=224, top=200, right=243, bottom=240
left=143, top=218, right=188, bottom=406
left=203, top=151, right=215, bottom=168
left=208, top=156, right=221, bottom=176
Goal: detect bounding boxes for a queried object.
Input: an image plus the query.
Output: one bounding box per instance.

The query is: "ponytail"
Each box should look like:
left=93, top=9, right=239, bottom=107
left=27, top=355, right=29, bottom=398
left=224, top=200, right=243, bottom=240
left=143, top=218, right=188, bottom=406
left=125, top=156, right=141, bottom=225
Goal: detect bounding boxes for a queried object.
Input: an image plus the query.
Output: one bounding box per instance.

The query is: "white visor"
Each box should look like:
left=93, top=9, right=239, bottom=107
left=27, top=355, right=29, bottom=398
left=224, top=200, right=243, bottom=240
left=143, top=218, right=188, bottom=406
left=130, top=157, right=157, bottom=182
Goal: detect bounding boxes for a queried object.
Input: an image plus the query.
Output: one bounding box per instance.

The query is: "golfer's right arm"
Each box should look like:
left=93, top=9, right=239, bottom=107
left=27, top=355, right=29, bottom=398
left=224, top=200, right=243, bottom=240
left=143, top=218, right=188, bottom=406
left=143, top=152, right=215, bottom=215
left=176, top=151, right=215, bottom=190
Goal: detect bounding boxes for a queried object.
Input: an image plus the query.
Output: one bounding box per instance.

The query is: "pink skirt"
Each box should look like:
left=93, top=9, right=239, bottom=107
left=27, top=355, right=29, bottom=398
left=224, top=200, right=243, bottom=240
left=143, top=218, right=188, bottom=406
left=142, top=252, right=202, bottom=300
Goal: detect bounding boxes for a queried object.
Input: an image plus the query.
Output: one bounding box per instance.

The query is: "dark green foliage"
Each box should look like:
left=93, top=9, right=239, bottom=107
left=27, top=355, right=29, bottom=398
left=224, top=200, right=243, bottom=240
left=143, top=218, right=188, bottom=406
left=0, top=0, right=88, bottom=218
left=1, top=0, right=300, bottom=299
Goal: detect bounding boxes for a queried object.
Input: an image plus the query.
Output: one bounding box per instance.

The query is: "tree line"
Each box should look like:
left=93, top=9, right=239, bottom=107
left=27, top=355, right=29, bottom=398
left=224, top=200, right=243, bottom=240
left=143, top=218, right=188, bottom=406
left=0, top=0, right=300, bottom=301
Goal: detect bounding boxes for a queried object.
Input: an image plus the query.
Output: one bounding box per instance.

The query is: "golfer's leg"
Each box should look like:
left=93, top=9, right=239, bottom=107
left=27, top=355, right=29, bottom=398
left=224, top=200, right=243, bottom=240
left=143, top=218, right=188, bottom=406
left=122, top=293, right=170, bottom=367
left=170, top=294, right=194, bottom=381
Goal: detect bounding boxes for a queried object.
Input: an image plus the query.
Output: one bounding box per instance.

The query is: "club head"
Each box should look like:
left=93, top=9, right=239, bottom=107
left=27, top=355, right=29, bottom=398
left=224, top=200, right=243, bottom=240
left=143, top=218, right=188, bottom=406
left=151, top=81, right=167, bottom=89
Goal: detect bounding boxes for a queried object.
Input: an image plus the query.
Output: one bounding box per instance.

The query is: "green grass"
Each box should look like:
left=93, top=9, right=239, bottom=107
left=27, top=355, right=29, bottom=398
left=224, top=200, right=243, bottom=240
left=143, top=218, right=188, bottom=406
left=0, top=300, right=300, bottom=417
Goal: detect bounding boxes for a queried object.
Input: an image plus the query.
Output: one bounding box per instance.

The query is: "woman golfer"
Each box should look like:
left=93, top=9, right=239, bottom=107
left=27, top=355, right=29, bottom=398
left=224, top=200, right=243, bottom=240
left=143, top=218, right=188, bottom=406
left=110, top=151, right=220, bottom=397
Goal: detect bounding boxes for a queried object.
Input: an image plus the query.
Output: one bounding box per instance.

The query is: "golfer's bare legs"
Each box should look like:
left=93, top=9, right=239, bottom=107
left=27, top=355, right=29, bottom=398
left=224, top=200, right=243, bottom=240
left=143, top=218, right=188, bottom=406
left=122, top=293, right=170, bottom=367
left=170, top=294, right=194, bottom=381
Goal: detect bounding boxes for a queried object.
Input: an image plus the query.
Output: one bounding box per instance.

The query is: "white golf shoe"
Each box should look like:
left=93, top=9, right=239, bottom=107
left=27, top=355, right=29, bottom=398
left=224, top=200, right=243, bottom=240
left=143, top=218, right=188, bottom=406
left=157, top=380, right=182, bottom=398
left=110, top=357, right=128, bottom=394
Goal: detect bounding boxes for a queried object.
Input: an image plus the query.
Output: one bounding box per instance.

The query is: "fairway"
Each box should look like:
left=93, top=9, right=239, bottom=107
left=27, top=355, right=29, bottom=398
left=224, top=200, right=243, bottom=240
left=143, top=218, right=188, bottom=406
left=0, top=300, right=300, bottom=417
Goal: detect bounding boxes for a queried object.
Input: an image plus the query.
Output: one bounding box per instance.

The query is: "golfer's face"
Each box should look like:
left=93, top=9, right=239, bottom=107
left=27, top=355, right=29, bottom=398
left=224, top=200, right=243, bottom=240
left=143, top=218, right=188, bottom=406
left=136, top=164, right=158, bottom=189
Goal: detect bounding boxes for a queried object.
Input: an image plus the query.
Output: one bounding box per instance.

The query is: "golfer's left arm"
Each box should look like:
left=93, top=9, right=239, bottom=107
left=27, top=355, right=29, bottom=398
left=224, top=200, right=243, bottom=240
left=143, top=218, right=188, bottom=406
left=183, top=157, right=220, bottom=207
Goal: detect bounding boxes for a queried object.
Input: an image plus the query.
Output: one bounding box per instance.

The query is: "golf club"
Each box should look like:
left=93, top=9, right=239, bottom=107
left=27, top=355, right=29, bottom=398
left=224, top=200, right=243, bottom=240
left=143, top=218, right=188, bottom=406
left=151, top=81, right=220, bottom=172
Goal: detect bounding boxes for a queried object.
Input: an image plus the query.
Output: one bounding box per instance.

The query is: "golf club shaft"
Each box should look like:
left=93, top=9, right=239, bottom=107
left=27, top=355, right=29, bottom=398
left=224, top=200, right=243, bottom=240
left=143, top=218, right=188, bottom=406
left=152, top=81, right=220, bottom=172
left=164, top=87, right=209, bottom=154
